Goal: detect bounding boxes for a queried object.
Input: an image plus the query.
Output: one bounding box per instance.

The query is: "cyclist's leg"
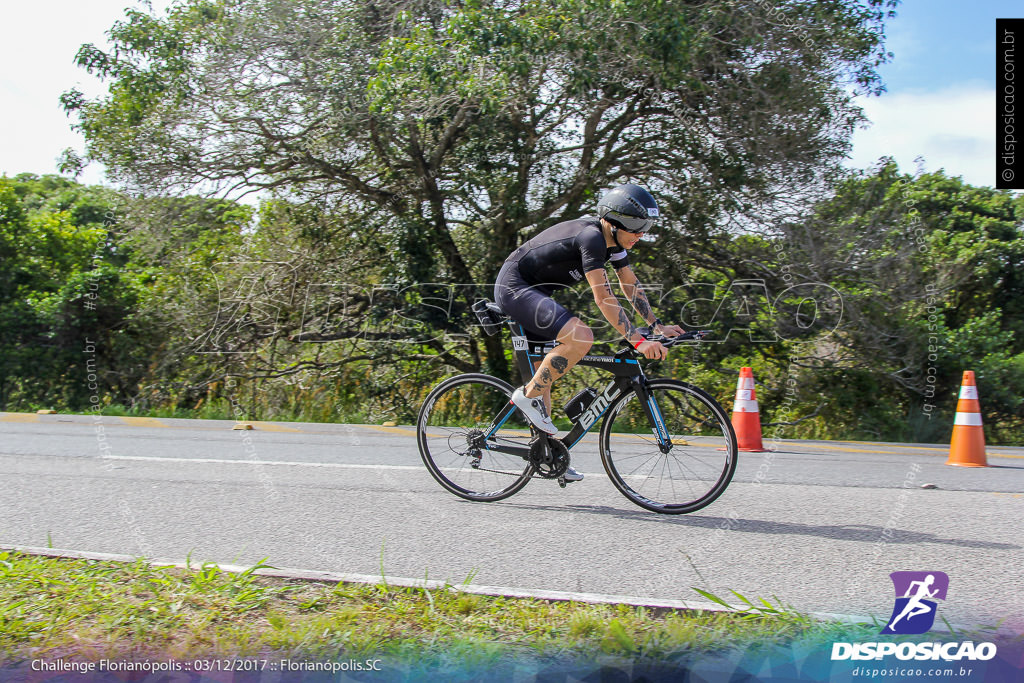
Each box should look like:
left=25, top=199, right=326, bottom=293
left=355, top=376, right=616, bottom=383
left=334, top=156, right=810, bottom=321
left=495, top=265, right=592, bottom=410
left=523, top=317, right=593, bottom=407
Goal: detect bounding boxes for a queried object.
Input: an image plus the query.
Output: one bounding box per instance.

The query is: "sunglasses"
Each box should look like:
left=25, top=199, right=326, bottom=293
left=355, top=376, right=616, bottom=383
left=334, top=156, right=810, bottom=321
left=607, top=215, right=653, bottom=234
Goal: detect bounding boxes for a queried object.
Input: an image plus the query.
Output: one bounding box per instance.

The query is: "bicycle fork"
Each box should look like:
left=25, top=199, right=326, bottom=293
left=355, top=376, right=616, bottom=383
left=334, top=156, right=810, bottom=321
left=630, top=378, right=673, bottom=454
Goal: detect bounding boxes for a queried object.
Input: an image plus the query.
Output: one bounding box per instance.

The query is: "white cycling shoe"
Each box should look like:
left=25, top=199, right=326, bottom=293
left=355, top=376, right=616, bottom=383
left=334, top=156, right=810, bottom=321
left=510, top=386, right=558, bottom=435
left=563, top=466, right=584, bottom=482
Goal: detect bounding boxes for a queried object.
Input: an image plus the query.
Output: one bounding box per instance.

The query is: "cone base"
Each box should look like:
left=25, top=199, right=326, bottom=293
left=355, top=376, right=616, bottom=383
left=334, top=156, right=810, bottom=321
left=732, top=412, right=764, bottom=454
left=946, top=425, right=987, bottom=468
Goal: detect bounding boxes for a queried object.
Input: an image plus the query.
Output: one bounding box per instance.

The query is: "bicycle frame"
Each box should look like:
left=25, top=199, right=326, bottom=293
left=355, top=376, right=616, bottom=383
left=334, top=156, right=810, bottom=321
left=481, top=320, right=672, bottom=457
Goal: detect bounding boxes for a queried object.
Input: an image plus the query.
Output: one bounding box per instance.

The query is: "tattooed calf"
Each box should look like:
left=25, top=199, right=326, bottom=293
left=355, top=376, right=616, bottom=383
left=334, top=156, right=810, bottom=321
left=530, top=366, right=555, bottom=390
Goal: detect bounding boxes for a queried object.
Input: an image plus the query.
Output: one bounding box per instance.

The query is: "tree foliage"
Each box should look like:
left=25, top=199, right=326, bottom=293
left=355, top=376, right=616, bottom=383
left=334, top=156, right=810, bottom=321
left=0, top=175, right=152, bottom=409
left=38, top=0, right=1024, bottom=442
left=60, top=0, right=899, bottom=394
left=770, top=162, right=1024, bottom=442
left=6, top=164, right=1023, bottom=442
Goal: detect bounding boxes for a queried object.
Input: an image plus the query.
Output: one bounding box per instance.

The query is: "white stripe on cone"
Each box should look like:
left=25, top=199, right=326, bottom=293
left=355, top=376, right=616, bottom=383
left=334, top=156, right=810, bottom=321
left=954, top=412, right=983, bottom=426
left=735, top=390, right=753, bottom=400
left=738, top=377, right=755, bottom=390
left=733, top=399, right=759, bottom=412
left=959, top=386, right=979, bottom=400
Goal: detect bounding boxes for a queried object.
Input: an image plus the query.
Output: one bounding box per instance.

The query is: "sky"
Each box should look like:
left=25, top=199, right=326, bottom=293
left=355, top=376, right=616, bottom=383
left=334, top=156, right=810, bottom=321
left=0, top=0, right=1019, bottom=189
left=845, top=0, right=1014, bottom=185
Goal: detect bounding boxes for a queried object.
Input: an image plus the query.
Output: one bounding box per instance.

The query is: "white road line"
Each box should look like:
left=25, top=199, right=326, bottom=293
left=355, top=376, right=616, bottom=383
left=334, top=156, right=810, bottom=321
left=104, top=455, right=423, bottom=470
left=102, top=455, right=595, bottom=476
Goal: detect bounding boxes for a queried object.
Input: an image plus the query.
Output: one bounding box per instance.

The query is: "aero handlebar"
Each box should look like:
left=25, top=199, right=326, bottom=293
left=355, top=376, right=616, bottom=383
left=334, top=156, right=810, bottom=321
left=618, top=328, right=711, bottom=354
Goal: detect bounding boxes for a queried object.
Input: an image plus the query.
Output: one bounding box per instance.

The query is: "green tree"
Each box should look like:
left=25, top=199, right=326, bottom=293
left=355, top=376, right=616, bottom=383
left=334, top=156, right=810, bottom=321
left=63, top=0, right=899, bottom=387
left=0, top=174, right=155, bottom=410
left=777, top=162, right=1024, bottom=443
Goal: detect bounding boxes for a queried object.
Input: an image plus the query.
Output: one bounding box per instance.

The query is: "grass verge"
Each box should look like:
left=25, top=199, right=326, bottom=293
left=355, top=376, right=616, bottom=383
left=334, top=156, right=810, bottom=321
left=0, top=550, right=878, bottom=674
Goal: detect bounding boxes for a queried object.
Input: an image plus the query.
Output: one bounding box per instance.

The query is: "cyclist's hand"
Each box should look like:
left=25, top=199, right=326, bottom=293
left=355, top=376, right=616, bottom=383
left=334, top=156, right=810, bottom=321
left=637, top=340, right=668, bottom=360
left=655, top=323, right=686, bottom=337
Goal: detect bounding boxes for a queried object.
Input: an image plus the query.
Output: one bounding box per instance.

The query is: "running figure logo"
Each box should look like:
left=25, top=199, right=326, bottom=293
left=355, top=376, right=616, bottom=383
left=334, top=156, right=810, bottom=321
left=881, top=571, right=949, bottom=635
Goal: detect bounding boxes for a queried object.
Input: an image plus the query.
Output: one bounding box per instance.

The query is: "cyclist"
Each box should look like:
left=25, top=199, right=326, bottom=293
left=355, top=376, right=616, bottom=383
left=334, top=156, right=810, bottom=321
left=494, top=183, right=685, bottom=480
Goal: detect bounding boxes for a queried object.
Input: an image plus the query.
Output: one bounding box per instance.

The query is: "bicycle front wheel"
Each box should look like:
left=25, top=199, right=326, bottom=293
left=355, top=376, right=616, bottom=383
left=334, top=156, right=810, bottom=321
left=599, top=379, right=737, bottom=514
left=417, top=373, right=535, bottom=502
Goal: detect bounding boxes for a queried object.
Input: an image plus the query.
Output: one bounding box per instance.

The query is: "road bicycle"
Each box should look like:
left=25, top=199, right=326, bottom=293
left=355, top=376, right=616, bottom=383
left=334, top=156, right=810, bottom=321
left=415, top=300, right=738, bottom=514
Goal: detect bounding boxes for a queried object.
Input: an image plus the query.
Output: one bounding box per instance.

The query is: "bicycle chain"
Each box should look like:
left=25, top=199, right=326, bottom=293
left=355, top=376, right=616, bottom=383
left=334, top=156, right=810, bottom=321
left=452, top=431, right=570, bottom=479
left=451, top=430, right=532, bottom=478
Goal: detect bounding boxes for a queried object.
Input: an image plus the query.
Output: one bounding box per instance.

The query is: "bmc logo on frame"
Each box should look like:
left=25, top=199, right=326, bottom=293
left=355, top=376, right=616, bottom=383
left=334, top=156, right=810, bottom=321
left=831, top=571, right=998, bottom=662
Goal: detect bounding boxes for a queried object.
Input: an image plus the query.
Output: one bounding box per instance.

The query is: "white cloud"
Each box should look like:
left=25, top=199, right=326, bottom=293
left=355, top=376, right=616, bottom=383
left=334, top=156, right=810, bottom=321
left=847, top=84, right=996, bottom=187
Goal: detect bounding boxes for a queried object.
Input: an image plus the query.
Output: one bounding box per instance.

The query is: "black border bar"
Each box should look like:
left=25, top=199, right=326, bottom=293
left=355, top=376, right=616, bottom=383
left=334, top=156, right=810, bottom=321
left=997, top=18, right=1024, bottom=189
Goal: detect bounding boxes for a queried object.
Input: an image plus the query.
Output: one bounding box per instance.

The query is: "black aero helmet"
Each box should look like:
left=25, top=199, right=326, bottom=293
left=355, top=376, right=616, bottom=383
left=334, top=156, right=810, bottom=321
left=597, top=183, right=659, bottom=233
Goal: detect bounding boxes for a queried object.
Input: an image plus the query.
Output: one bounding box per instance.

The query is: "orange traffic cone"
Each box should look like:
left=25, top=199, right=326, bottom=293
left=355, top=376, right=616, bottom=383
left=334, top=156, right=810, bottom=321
left=946, top=371, right=987, bottom=467
left=731, top=367, right=765, bottom=452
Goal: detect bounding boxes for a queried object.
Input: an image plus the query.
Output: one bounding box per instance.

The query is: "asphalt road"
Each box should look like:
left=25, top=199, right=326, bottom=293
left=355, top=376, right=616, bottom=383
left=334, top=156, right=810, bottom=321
left=2, top=412, right=1022, bottom=633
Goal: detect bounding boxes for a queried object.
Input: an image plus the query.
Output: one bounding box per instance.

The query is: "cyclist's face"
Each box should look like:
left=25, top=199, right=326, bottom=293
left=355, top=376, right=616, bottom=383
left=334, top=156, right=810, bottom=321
left=602, top=218, right=646, bottom=248
left=618, top=229, right=644, bottom=249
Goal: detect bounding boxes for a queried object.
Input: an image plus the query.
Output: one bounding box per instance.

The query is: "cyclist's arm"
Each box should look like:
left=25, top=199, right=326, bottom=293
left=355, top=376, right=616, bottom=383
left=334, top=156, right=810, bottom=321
left=614, top=266, right=684, bottom=336
left=614, top=266, right=657, bottom=325
left=585, top=268, right=647, bottom=347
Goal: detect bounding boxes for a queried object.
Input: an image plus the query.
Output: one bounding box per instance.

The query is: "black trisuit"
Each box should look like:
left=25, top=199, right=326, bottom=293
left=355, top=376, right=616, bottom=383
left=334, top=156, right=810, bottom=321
left=494, top=217, right=630, bottom=341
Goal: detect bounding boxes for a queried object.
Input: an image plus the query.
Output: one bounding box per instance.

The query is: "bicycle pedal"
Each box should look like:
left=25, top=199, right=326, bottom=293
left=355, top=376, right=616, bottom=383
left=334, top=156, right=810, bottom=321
left=557, top=477, right=567, bottom=488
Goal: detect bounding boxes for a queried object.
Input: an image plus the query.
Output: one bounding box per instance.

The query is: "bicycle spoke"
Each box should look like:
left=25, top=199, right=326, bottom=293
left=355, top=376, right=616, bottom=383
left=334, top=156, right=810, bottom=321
left=417, top=374, right=535, bottom=502
left=601, top=380, right=737, bottom=514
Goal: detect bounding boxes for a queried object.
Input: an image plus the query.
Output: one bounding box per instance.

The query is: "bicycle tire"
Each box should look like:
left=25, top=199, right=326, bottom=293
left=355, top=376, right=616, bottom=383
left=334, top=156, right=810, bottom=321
left=417, top=373, right=535, bottom=502
left=599, top=378, right=738, bottom=514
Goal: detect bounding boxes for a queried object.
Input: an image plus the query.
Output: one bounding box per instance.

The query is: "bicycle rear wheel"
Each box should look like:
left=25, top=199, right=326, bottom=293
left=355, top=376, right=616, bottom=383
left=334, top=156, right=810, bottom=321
left=417, top=373, right=535, bottom=502
left=599, top=379, right=737, bottom=514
